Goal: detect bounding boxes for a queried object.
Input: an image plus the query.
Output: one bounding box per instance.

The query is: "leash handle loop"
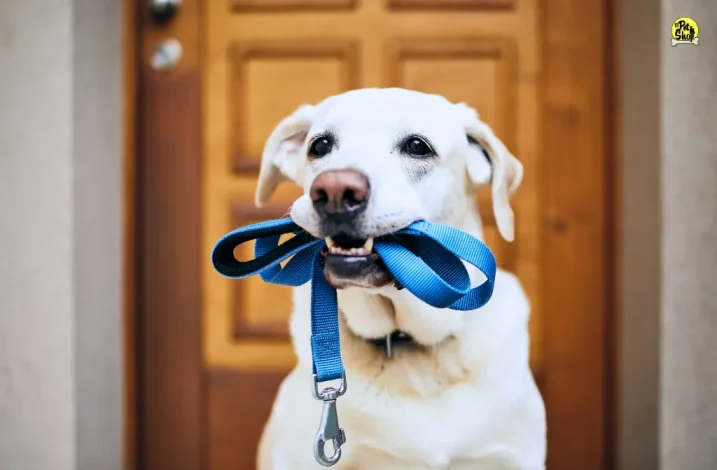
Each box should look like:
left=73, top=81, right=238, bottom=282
left=212, top=217, right=319, bottom=285
left=386, top=221, right=497, bottom=311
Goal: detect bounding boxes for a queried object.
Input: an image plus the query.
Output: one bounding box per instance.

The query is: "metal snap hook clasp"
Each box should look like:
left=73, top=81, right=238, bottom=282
left=312, top=374, right=347, bottom=467
left=314, top=398, right=346, bottom=466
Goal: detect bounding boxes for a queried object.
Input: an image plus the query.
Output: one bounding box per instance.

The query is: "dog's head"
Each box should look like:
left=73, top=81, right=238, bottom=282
left=256, top=88, right=522, bottom=289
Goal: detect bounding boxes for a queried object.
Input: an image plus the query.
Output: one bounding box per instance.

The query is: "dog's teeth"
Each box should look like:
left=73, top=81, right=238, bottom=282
left=326, top=239, right=375, bottom=256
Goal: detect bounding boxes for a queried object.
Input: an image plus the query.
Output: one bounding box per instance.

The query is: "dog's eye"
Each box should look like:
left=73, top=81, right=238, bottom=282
left=402, top=137, right=434, bottom=157
left=308, top=136, right=333, bottom=158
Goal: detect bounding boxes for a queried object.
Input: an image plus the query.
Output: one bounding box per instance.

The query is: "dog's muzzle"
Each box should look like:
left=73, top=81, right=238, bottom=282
left=310, top=169, right=393, bottom=288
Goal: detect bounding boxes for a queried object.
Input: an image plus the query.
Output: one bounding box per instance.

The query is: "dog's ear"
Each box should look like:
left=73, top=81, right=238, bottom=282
left=255, top=104, right=315, bottom=207
left=455, top=102, right=523, bottom=242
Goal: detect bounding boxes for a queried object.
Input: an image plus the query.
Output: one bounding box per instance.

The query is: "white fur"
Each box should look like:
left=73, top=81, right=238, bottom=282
left=254, top=88, right=546, bottom=469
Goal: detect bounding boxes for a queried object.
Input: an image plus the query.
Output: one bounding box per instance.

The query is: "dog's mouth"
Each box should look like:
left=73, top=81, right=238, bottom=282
left=321, top=233, right=393, bottom=289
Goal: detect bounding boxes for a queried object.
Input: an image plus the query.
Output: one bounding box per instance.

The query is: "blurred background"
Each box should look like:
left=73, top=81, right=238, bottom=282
left=0, top=1, right=715, bottom=470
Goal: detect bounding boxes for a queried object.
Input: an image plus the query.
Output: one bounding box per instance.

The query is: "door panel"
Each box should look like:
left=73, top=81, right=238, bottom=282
left=230, top=41, right=359, bottom=172
left=137, top=0, right=611, bottom=468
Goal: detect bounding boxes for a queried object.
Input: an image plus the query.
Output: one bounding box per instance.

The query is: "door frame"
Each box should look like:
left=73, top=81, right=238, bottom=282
left=125, top=0, right=620, bottom=468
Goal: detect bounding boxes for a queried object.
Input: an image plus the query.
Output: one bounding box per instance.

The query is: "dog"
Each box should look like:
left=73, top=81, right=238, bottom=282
left=254, top=88, right=546, bottom=469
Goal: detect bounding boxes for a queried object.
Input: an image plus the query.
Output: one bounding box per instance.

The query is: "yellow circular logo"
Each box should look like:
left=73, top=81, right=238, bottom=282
left=671, top=17, right=699, bottom=44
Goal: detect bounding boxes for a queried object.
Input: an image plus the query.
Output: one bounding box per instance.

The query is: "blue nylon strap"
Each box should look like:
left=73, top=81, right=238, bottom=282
left=211, top=217, right=497, bottom=383
left=310, top=258, right=342, bottom=381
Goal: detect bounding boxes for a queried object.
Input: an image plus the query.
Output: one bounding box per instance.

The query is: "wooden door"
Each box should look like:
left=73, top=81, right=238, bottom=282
left=136, top=0, right=612, bottom=469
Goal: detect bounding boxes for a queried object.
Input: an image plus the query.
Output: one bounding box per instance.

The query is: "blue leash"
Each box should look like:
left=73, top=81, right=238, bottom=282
left=211, top=217, right=497, bottom=466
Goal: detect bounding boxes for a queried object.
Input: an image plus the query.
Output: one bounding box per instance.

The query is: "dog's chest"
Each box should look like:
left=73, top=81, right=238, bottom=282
left=339, top=381, right=494, bottom=466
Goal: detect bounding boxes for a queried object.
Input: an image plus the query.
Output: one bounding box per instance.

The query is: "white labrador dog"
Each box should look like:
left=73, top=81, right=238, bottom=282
left=254, top=88, right=546, bottom=470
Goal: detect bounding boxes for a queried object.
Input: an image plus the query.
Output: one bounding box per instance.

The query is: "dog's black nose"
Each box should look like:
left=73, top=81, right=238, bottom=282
left=310, top=169, right=370, bottom=219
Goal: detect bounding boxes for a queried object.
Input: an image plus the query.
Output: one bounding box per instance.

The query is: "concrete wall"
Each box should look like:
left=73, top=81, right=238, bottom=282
left=0, top=1, right=122, bottom=469
left=72, top=1, right=123, bottom=469
left=618, top=0, right=662, bottom=468
left=0, top=1, right=76, bottom=468
left=619, top=0, right=717, bottom=469
left=660, top=1, right=717, bottom=469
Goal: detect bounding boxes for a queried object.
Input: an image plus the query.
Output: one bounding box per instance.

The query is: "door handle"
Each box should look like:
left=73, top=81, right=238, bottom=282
left=149, top=0, right=181, bottom=23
